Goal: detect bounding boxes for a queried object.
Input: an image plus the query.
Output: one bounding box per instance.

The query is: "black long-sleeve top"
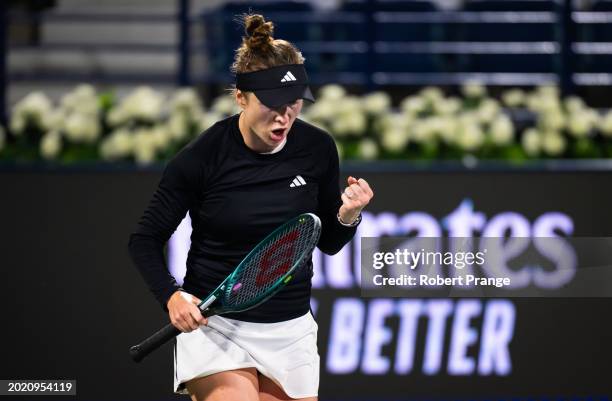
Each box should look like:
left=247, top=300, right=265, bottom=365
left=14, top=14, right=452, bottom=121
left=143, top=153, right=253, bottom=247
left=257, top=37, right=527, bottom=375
left=128, top=113, right=357, bottom=322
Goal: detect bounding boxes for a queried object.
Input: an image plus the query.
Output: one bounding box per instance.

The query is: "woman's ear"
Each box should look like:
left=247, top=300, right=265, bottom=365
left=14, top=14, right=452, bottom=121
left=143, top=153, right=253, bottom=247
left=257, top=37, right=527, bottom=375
left=235, top=90, right=248, bottom=109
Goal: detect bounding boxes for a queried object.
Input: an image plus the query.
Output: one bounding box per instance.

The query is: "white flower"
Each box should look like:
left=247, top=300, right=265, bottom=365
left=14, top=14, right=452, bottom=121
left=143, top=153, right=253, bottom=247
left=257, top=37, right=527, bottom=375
left=305, top=99, right=337, bottom=122
left=109, top=86, right=164, bottom=125
left=129, top=86, right=164, bottom=121
left=461, top=80, right=486, bottom=98
left=411, top=116, right=448, bottom=144
left=538, top=95, right=562, bottom=114
left=374, top=112, right=411, bottom=134
left=10, top=114, right=25, bottom=134
left=420, top=87, right=444, bottom=103
left=134, top=86, right=164, bottom=119
left=564, top=96, right=585, bottom=114
left=362, top=91, right=391, bottom=115
left=456, top=119, right=485, bottom=151
left=106, top=107, right=126, bottom=127
left=437, top=117, right=457, bottom=144
left=411, top=119, right=436, bottom=144
left=358, top=138, right=379, bottom=160
left=72, top=84, right=96, bottom=100
left=501, top=89, right=525, bottom=108
left=598, top=110, right=612, bottom=137
left=539, top=109, right=565, bottom=131
left=11, top=91, right=54, bottom=134
left=319, top=84, right=346, bottom=101
left=112, top=130, right=133, bottom=156
left=536, top=84, right=560, bottom=100
left=330, top=116, right=350, bottom=137
left=150, top=125, right=172, bottom=150
left=336, top=96, right=363, bottom=115
left=370, top=114, right=387, bottom=135
left=331, top=111, right=366, bottom=137
left=167, top=112, right=189, bottom=142
left=134, top=146, right=156, bottom=165
left=212, top=95, right=239, bottom=116
left=476, top=99, right=500, bottom=124
left=61, top=84, right=99, bottom=115
left=73, top=101, right=99, bottom=118
left=381, top=127, right=410, bottom=152
left=541, top=132, right=566, bottom=156
left=199, top=111, right=223, bottom=132
left=300, top=114, right=329, bottom=132
left=400, top=96, right=426, bottom=116
left=62, top=113, right=81, bottom=138
left=40, top=131, right=62, bottom=160
left=525, top=93, right=542, bottom=112
left=329, top=96, right=366, bottom=137
left=170, top=88, right=204, bottom=121
left=171, top=88, right=201, bottom=109
left=458, top=111, right=479, bottom=126
left=44, top=110, right=66, bottom=132
left=132, top=129, right=158, bottom=165
left=567, top=109, right=597, bottom=137
left=100, top=128, right=133, bottom=160
left=526, top=90, right=561, bottom=114
left=113, top=132, right=133, bottom=156
left=17, top=92, right=53, bottom=117
left=489, top=114, right=515, bottom=146
left=64, top=113, right=100, bottom=144
left=60, top=93, right=76, bottom=111
left=433, top=97, right=461, bottom=116
left=428, top=116, right=449, bottom=137
left=521, top=128, right=541, bottom=156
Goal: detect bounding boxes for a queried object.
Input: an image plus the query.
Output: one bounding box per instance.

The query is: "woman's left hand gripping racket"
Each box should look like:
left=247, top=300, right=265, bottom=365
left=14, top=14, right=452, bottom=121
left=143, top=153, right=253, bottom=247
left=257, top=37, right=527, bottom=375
left=129, top=213, right=322, bottom=362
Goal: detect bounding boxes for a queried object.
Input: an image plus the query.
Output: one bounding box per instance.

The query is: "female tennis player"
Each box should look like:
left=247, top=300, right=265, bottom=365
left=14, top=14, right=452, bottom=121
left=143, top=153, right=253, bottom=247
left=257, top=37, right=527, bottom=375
left=128, top=13, right=373, bottom=401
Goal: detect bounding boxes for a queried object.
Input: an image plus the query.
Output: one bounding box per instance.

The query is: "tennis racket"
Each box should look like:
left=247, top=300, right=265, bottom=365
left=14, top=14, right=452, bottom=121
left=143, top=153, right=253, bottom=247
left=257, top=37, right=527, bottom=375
left=130, top=212, right=322, bottom=362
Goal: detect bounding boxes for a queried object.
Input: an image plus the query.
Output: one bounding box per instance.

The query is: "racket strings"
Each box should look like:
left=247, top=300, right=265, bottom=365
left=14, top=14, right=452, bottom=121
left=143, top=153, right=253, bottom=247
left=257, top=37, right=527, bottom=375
left=225, top=219, right=319, bottom=308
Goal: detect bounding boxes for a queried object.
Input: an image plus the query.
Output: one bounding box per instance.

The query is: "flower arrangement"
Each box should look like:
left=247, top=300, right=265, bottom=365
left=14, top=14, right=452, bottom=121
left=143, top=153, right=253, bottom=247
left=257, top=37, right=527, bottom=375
left=1, top=82, right=612, bottom=164
left=301, top=82, right=612, bottom=161
left=1, top=84, right=235, bottom=165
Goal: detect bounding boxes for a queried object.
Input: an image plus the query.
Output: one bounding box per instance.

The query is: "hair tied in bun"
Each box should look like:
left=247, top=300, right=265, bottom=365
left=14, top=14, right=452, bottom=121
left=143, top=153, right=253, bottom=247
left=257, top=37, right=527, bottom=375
left=243, top=14, right=274, bottom=51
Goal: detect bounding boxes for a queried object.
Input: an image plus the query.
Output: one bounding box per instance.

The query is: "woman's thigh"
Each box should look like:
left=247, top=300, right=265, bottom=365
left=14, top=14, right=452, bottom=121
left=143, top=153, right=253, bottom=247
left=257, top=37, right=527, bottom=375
left=186, top=368, right=259, bottom=401
left=258, top=373, right=317, bottom=401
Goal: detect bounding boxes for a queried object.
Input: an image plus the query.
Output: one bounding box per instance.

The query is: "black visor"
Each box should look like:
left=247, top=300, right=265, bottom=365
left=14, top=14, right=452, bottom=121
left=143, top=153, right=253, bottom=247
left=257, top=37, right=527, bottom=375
left=236, top=64, right=315, bottom=108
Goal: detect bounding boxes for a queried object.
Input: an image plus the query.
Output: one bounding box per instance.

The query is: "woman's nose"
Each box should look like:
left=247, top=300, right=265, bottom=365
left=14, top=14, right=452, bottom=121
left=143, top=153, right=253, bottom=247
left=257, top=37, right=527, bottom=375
left=274, top=105, right=290, bottom=119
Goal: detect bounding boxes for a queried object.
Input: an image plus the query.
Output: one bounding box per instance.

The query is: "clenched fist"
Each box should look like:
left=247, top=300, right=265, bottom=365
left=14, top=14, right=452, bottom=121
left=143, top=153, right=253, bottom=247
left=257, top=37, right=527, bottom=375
left=339, top=176, right=374, bottom=224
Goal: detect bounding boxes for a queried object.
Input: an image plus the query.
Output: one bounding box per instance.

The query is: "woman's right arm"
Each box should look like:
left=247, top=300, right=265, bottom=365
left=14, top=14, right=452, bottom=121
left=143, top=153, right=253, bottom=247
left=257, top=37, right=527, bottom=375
left=127, top=149, right=202, bottom=313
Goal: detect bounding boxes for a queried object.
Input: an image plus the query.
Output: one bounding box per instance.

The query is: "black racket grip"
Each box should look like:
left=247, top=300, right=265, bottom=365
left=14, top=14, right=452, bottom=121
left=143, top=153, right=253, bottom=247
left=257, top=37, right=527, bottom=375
left=130, top=323, right=181, bottom=363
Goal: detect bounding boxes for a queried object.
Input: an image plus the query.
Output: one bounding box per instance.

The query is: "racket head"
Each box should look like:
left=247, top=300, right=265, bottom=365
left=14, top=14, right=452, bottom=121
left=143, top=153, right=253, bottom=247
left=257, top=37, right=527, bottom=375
left=215, top=213, right=321, bottom=314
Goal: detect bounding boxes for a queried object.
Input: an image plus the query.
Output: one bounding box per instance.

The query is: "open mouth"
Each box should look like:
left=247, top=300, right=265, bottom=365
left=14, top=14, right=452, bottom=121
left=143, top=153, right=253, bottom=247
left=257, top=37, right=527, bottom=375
left=270, top=128, right=287, bottom=141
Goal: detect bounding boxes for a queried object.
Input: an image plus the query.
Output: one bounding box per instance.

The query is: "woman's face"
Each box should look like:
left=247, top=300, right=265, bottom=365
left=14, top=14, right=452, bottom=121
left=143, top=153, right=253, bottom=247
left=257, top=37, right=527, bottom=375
left=236, top=90, right=303, bottom=152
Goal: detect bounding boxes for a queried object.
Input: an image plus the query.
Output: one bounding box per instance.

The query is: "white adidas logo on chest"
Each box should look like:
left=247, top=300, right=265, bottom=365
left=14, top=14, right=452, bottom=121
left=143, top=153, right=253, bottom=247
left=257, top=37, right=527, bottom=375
left=289, top=175, right=306, bottom=187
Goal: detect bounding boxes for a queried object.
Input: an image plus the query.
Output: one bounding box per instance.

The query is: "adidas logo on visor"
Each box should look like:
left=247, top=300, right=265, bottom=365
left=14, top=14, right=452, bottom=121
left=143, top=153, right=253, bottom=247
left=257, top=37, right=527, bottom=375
left=280, top=71, right=297, bottom=83
left=289, top=175, right=306, bottom=188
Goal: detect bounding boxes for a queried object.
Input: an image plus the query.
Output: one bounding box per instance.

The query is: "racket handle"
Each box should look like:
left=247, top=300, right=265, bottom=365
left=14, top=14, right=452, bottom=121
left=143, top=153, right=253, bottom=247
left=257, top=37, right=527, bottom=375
left=130, top=323, right=180, bottom=363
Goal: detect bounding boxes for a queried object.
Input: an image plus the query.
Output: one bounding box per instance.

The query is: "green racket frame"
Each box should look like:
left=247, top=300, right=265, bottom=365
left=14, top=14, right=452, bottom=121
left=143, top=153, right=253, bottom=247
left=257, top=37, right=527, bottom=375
left=130, top=213, right=321, bottom=362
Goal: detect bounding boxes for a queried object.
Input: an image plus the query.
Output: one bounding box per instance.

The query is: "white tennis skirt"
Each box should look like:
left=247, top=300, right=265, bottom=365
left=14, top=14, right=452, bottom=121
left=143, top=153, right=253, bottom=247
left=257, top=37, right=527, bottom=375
left=173, top=311, right=320, bottom=399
